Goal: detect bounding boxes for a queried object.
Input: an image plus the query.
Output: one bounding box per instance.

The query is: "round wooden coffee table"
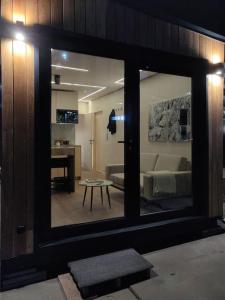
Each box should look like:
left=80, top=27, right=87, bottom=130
left=79, top=179, right=113, bottom=211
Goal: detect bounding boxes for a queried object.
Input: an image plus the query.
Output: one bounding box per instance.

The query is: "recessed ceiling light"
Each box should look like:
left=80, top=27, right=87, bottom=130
left=51, top=64, right=89, bottom=72
left=51, top=81, right=106, bottom=101
left=59, top=82, right=103, bottom=89
left=78, top=87, right=106, bottom=102
left=114, top=78, right=124, bottom=85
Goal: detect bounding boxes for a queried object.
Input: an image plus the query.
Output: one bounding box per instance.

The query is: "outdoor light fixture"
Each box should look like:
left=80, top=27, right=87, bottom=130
left=207, top=63, right=223, bottom=87
left=208, top=62, right=224, bottom=76
left=15, top=32, right=25, bottom=41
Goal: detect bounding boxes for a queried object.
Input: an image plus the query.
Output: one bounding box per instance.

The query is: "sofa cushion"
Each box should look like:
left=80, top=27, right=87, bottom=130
left=140, top=153, right=158, bottom=173
left=110, top=173, right=145, bottom=191
left=110, top=173, right=124, bottom=186
left=154, top=154, right=187, bottom=172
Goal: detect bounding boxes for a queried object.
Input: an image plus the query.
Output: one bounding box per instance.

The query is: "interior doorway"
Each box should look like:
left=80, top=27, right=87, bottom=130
left=76, top=113, right=94, bottom=171
left=94, top=111, right=103, bottom=174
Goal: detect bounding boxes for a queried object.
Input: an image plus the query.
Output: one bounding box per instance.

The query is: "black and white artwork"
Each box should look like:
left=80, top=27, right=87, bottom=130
left=149, top=94, right=191, bottom=142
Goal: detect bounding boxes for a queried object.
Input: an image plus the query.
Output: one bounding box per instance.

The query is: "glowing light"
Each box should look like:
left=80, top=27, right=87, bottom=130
left=62, top=52, right=68, bottom=60
left=51, top=81, right=106, bottom=101
left=115, top=78, right=124, bottom=85
left=61, top=82, right=103, bottom=89
left=115, top=71, right=144, bottom=85
left=216, top=70, right=222, bottom=75
left=13, top=14, right=25, bottom=24
left=15, top=32, right=25, bottom=41
left=13, top=41, right=26, bottom=54
left=207, top=74, right=221, bottom=86
left=212, top=54, right=221, bottom=64
left=78, top=87, right=106, bottom=102
left=112, top=115, right=125, bottom=121
left=14, top=31, right=26, bottom=54
left=51, top=64, right=88, bottom=72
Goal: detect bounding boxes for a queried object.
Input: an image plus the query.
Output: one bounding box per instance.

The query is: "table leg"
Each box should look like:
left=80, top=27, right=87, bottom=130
left=83, top=186, right=87, bottom=206
left=90, top=187, right=94, bottom=211
left=106, top=186, right=111, bottom=209
left=100, top=186, right=103, bottom=204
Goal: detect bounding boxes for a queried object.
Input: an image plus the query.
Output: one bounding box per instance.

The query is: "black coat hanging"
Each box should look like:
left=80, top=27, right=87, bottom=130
left=107, top=109, right=116, bottom=134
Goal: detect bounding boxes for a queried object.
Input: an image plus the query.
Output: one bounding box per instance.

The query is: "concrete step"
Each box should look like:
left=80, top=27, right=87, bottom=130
left=68, top=249, right=153, bottom=299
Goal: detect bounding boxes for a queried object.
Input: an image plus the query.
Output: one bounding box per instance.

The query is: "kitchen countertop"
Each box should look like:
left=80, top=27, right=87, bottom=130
left=51, top=144, right=81, bottom=149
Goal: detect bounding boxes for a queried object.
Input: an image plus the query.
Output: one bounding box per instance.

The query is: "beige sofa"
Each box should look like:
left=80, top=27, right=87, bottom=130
left=105, top=153, right=192, bottom=200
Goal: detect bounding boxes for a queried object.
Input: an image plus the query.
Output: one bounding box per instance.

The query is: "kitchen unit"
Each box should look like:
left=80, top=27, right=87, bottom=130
left=51, top=145, right=81, bottom=180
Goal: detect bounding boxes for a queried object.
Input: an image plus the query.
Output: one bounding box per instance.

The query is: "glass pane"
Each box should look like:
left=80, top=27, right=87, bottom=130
left=139, top=70, right=193, bottom=215
left=51, top=49, right=125, bottom=227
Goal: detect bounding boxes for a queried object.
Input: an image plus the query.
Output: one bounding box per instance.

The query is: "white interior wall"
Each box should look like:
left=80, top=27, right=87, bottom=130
left=90, top=91, right=124, bottom=173
left=77, top=73, right=192, bottom=172
left=140, top=73, right=192, bottom=160
left=51, top=90, right=78, bottom=145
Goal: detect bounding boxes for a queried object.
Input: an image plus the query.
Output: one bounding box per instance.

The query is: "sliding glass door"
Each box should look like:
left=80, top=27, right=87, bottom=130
left=36, top=38, right=208, bottom=243
left=139, top=70, right=193, bottom=216
left=50, top=49, right=126, bottom=227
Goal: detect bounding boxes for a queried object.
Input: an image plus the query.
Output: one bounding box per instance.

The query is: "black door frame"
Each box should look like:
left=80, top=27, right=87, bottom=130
left=33, top=26, right=210, bottom=245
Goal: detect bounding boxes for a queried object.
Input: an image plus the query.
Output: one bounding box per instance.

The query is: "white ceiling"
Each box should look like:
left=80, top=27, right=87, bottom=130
left=51, top=49, right=154, bottom=102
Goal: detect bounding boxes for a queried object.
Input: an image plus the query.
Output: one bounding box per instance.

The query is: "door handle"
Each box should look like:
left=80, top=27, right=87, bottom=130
left=118, top=140, right=133, bottom=150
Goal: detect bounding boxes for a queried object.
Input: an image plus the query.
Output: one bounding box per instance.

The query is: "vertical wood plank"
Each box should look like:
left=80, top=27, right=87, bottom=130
left=209, top=39, right=224, bottom=217
left=1, top=0, right=13, bottom=21
left=63, top=0, right=75, bottom=32
left=74, top=0, right=86, bottom=34
left=138, top=12, right=148, bottom=48
left=114, top=1, right=126, bottom=43
left=105, top=0, right=116, bottom=41
left=85, top=0, right=96, bottom=36
left=25, top=44, right=35, bottom=253
left=38, top=0, right=51, bottom=25
left=145, top=16, right=156, bottom=49
left=12, top=41, right=28, bottom=256
left=170, top=24, right=179, bottom=54
left=124, top=6, right=139, bottom=45
left=1, top=39, right=14, bottom=259
left=51, top=0, right=63, bottom=28
left=12, top=0, right=26, bottom=23
left=179, top=26, right=191, bottom=55
left=190, top=31, right=200, bottom=57
left=199, top=34, right=213, bottom=61
left=26, top=0, right=38, bottom=25
left=155, top=19, right=171, bottom=52
left=95, top=0, right=108, bottom=39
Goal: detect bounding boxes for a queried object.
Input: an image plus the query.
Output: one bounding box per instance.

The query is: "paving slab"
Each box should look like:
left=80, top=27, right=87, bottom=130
left=131, top=233, right=225, bottom=300
left=96, top=288, right=137, bottom=300
left=0, top=279, right=66, bottom=300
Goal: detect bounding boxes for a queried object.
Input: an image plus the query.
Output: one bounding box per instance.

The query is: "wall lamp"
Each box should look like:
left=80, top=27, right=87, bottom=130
left=207, top=63, right=224, bottom=86
left=208, top=63, right=224, bottom=76
left=14, top=20, right=25, bottom=42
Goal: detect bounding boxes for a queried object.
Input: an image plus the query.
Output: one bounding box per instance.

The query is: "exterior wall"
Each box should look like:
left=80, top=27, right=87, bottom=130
left=0, top=0, right=224, bottom=259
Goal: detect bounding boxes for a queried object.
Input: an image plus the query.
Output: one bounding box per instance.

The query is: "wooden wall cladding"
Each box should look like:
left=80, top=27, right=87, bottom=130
left=1, top=0, right=35, bottom=259
left=0, top=0, right=224, bottom=258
